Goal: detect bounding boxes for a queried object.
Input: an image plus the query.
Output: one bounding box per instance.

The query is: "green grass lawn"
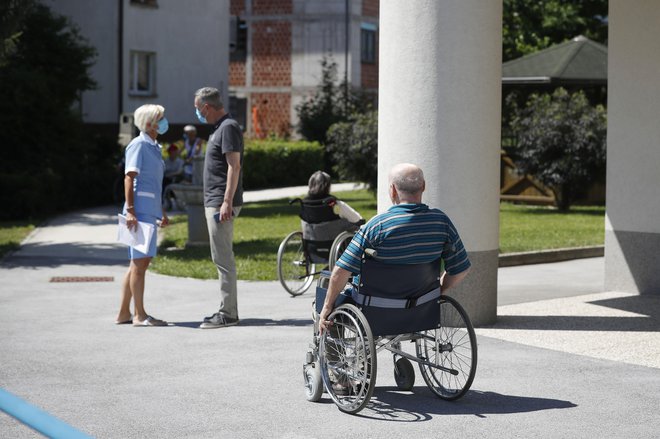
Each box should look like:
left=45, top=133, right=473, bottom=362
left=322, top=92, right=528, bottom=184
left=152, top=189, right=377, bottom=280
left=151, top=190, right=605, bottom=281
left=0, top=221, right=37, bottom=259
left=499, top=203, right=605, bottom=253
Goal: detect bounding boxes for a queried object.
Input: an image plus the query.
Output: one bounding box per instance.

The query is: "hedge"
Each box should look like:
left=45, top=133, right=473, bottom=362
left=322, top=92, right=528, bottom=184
left=242, top=139, right=324, bottom=189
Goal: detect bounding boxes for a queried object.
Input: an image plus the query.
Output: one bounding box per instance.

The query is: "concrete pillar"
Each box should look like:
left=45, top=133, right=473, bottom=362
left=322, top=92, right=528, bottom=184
left=605, top=1, right=660, bottom=294
left=378, top=0, right=502, bottom=324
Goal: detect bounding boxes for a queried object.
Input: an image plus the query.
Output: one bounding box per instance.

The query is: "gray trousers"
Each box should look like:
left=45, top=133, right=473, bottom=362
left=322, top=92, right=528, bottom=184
left=205, top=206, right=242, bottom=319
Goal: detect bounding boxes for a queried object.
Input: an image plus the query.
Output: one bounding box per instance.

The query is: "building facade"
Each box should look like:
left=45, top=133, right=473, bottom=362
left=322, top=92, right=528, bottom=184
left=228, top=0, right=379, bottom=138
left=48, top=0, right=230, bottom=142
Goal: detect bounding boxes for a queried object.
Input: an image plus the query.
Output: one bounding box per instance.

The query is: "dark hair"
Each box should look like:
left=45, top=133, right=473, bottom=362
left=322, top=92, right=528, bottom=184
left=308, top=170, right=331, bottom=198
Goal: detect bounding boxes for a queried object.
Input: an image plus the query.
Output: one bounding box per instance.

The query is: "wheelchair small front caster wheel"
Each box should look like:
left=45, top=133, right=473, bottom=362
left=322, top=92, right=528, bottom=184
left=394, top=357, right=415, bottom=391
left=304, top=363, right=323, bottom=402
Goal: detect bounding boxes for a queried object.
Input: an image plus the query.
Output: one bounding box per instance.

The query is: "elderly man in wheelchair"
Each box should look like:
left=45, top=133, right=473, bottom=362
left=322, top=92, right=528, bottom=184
left=303, top=163, right=476, bottom=414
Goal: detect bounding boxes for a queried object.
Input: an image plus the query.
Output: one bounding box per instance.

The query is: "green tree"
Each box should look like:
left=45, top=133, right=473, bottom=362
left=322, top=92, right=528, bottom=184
left=503, top=0, right=608, bottom=61
left=326, top=110, right=378, bottom=191
left=0, top=0, right=35, bottom=66
left=0, top=2, right=107, bottom=220
left=510, top=88, right=607, bottom=211
left=296, top=55, right=371, bottom=145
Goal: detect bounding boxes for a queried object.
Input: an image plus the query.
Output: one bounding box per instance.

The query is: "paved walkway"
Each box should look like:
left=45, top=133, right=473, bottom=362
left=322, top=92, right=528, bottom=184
left=1, top=187, right=659, bottom=438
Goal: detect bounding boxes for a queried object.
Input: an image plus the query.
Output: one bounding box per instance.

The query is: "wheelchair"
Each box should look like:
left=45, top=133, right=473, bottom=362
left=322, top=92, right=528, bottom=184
left=277, top=197, right=361, bottom=297
left=303, top=250, right=477, bottom=414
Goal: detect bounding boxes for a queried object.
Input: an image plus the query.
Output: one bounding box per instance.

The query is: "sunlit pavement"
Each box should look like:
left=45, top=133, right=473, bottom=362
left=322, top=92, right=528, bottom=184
left=1, top=196, right=658, bottom=438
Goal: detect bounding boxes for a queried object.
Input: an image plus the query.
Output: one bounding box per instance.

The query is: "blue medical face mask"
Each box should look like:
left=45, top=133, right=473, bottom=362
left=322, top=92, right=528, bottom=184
left=157, top=117, right=169, bottom=135
left=196, top=107, right=207, bottom=124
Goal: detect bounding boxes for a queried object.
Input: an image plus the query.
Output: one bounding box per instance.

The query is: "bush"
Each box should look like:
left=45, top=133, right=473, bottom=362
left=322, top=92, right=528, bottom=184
left=243, top=139, right=323, bottom=189
left=326, top=111, right=378, bottom=191
left=295, top=55, right=375, bottom=171
left=510, top=87, right=607, bottom=211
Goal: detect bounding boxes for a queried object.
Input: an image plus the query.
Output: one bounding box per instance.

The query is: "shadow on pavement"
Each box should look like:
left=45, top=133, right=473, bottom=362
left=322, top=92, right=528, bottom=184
left=491, top=315, right=660, bottom=332
left=169, top=318, right=312, bottom=329
left=352, top=388, right=576, bottom=422
left=490, top=295, right=660, bottom=332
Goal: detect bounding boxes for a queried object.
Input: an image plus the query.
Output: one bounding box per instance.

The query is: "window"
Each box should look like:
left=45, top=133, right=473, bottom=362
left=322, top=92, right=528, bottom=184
left=361, top=22, right=377, bottom=64
left=129, top=51, right=156, bottom=96
left=230, top=16, right=248, bottom=62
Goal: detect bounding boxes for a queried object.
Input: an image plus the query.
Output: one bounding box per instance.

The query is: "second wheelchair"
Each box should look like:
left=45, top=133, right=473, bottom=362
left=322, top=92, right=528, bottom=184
left=277, top=196, right=362, bottom=297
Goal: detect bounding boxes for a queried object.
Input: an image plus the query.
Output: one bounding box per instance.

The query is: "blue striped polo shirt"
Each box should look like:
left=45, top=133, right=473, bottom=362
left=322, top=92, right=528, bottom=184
left=336, top=203, right=471, bottom=275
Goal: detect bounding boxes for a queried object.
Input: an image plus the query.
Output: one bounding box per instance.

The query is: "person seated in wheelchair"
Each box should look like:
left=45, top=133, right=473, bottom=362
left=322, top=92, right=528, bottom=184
left=298, top=171, right=364, bottom=263
left=318, top=163, right=471, bottom=333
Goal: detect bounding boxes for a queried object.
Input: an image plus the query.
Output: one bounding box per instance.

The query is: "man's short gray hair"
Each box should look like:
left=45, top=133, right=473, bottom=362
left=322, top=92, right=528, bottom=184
left=195, top=87, right=224, bottom=109
left=389, top=163, right=425, bottom=195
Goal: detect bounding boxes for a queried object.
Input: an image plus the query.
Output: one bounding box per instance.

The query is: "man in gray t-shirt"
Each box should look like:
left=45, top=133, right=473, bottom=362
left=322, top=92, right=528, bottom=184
left=203, top=116, right=244, bottom=208
left=194, top=87, right=244, bottom=329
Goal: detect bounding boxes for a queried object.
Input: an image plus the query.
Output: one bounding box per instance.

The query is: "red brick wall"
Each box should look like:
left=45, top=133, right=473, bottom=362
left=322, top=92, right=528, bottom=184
left=252, top=21, right=291, bottom=87
left=361, top=0, right=379, bottom=89
left=361, top=62, right=378, bottom=89
left=230, top=61, right=246, bottom=87
left=362, top=0, right=379, bottom=17
left=250, top=92, right=291, bottom=138
left=230, top=0, right=245, bottom=15
left=253, top=0, right=292, bottom=15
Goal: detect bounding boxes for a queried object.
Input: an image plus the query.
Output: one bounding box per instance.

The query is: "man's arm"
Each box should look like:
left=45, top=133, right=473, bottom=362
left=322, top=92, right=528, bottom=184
left=318, top=265, right=352, bottom=332
left=219, top=151, right=241, bottom=222
left=441, top=266, right=471, bottom=292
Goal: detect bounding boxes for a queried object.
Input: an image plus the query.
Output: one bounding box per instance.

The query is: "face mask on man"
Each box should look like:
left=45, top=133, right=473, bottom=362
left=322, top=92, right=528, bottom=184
left=157, top=117, right=169, bottom=135
left=196, top=107, right=207, bottom=124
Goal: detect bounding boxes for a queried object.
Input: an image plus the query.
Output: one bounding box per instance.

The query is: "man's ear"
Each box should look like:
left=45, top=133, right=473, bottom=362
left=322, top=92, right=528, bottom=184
left=389, top=184, right=398, bottom=204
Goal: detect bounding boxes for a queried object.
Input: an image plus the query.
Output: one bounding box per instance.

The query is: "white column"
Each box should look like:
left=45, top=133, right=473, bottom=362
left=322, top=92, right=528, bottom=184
left=605, top=1, right=660, bottom=294
left=378, top=0, right=502, bottom=324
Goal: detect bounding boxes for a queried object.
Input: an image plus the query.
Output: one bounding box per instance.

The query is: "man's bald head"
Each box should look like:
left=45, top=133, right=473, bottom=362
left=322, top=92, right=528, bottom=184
left=388, top=163, right=425, bottom=203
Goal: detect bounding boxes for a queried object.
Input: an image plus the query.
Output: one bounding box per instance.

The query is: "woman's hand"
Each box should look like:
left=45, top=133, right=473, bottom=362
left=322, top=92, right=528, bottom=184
left=125, top=211, right=138, bottom=231
left=160, top=213, right=169, bottom=228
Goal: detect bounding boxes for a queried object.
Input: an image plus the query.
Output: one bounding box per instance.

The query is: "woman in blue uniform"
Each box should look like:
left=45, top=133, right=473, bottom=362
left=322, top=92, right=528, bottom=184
left=115, top=104, right=170, bottom=327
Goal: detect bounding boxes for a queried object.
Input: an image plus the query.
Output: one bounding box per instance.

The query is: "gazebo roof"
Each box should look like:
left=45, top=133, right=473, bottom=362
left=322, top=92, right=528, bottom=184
left=502, top=35, right=607, bottom=85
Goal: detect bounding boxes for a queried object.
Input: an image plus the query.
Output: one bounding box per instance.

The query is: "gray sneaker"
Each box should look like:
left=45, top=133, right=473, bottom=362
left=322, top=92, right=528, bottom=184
left=200, top=312, right=239, bottom=329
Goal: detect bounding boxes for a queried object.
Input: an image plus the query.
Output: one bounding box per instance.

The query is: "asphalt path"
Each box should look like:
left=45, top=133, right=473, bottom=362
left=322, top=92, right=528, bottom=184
left=1, top=200, right=659, bottom=438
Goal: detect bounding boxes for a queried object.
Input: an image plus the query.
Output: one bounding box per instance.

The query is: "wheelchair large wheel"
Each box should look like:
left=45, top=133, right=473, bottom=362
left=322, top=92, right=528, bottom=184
left=319, top=304, right=377, bottom=414
left=416, top=295, right=477, bottom=400
left=277, top=231, right=315, bottom=296
left=328, top=231, right=354, bottom=270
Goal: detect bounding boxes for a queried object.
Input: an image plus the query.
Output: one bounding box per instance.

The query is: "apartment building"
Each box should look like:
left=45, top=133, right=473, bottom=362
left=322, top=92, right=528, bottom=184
left=229, top=0, right=379, bottom=138
left=48, top=0, right=230, bottom=141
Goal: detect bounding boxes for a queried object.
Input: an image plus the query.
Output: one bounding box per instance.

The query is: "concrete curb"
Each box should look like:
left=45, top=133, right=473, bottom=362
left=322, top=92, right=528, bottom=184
left=499, top=245, right=604, bottom=267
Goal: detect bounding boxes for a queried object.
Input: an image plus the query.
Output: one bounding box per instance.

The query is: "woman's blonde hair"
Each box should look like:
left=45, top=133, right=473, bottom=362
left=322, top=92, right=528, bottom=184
left=134, top=104, right=164, bottom=132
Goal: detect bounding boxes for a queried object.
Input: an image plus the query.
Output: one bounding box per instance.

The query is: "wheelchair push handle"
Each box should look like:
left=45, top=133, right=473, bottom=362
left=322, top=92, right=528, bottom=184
left=364, top=248, right=377, bottom=258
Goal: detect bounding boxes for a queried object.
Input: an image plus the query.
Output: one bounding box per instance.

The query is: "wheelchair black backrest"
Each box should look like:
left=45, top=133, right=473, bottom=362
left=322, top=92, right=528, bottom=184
left=296, top=196, right=341, bottom=224
left=354, top=254, right=443, bottom=336
left=357, top=256, right=441, bottom=300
